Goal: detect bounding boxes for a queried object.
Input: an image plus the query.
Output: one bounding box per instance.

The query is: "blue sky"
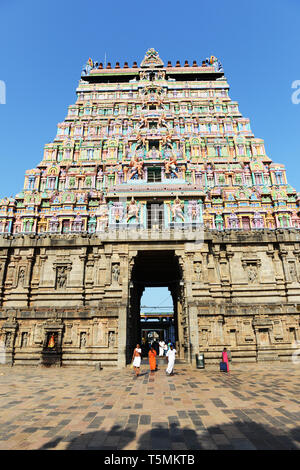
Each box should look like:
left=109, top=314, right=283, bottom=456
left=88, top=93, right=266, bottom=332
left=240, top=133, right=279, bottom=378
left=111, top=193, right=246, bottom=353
left=0, top=0, right=299, bottom=303
left=141, top=288, right=173, bottom=312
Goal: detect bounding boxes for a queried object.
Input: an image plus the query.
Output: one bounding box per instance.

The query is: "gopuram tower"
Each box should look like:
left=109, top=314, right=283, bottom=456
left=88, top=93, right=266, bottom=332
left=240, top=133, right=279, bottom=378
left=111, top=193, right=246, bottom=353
left=0, top=49, right=299, bottom=368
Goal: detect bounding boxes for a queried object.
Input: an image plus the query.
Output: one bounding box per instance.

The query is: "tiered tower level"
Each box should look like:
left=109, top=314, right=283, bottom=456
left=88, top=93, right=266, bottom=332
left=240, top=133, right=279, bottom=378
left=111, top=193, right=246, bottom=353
left=0, top=49, right=300, bottom=368
left=1, top=48, right=299, bottom=233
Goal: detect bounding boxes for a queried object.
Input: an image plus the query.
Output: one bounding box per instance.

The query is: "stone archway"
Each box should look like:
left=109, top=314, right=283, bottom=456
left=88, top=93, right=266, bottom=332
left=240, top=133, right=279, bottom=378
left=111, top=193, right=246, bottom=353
left=126, top=249, right=187, bottom=364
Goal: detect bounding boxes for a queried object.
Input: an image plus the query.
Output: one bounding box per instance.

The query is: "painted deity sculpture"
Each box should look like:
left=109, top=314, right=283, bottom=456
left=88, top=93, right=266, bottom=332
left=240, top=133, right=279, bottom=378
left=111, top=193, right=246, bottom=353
left=128, top=155, right=144, bottom=180
left=48, top=334, right=55, bottom=348
left=111, top=202, right=124, bottom=224
left=165, top=153, right=178, bottom=178
left=188, top=201, right=200, bottom=222
left=147, top=146, right=162, bottom=160
left=97, top=203, right=109, bottom=230
left=73, top=214, right=83, bottom=232
left=127, top=198, right=140, bottom=223
left=171, top=198, right=185, bottom=222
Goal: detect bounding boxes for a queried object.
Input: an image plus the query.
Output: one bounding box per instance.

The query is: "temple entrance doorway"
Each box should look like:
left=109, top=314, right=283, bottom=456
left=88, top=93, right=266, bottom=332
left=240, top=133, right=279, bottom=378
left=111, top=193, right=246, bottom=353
left=140, top=287, right=175, bottom=357
left=127, top=250, right=186, bottom=364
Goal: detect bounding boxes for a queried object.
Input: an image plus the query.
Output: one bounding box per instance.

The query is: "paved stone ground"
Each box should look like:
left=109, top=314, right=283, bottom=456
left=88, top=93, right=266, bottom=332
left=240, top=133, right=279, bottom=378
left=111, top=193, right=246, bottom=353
left=0, top=362, right=299, bottom=450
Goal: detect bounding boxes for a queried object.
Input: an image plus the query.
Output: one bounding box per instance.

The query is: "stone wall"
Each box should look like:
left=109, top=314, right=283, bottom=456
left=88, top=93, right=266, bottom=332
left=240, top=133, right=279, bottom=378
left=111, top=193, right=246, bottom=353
left=0, top=229, right=299, bottom=367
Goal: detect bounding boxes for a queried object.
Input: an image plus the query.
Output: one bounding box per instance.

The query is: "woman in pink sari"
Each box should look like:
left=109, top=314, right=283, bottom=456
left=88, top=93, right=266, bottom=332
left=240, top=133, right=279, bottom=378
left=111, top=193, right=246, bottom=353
left=222, top=348, right=229, bottom=373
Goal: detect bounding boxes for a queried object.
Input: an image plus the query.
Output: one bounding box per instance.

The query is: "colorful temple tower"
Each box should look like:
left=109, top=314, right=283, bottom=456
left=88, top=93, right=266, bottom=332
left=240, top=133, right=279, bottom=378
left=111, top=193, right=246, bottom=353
left=0, top=48, right=299, bottom=234
left=0, top=49, right=299, bottom=368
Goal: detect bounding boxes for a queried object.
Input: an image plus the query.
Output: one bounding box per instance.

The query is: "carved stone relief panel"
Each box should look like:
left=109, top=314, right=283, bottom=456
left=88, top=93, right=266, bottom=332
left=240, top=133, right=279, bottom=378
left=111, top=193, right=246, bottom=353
left=56, top=266, right=67, bottom=289
left=198, top=319, right=210, bottom=348
left=5, top=332, right=12, bottom=347
left=108, top=330, right=116, bottom=348
left=80, top=331, right=87, bottom=348
left=33, top=323, right=43, bottom=344
left=111, top=263, right=120, bottom=285
left=53, top=263, right=72, bottom=289
left=20, top=331, right=29, bottom=348
left=92, top=320, right=107, bottom=346
left=5, top=262, right=16, bottom=286
left=193, top=261, right=203, bottom=282
left=242, top=319, right=255, bottom=343
left=64, top=323, right=73, bottom=344
left=288, top=260, right=298, bottom=283
left=241, top=257, right=261, bottom=284
left=17, top=267, right=26, bottom=288
left=76, top=325, right=90, bottom=348
left=208, top=317, right=224, bottom=345
left=257, top=328, right=270, bottom=346
left=273, top=319, right=284, bottom=341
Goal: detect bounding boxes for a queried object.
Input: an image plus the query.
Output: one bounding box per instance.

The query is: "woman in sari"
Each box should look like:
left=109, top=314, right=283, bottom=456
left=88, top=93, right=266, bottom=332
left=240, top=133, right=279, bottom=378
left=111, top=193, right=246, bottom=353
left=148, top=345, right=157, bottom=373
left=222, top=347, right=229, bottom=373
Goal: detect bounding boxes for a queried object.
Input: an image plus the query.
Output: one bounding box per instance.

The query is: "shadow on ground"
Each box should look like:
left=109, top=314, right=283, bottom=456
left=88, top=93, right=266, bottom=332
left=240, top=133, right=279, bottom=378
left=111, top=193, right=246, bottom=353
left=39, top=425, right=135, bottom=450
left=39, top=422, right=300, bottom=450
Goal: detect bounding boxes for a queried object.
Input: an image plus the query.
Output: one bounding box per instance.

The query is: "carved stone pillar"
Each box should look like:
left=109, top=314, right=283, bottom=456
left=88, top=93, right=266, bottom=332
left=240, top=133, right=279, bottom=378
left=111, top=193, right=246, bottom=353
left=279, top=250, right=290, bottom=284
left=1, top=310, right=18, bottom=365
left=208, top=249, right=219, bottom=285
left=85, top=255, right=95, bottom=287
left=211, top=247, right=221, bottom=285
left=38, top=251, right=48, bottom=287
left=193, top=252, right=203, bottom=283
left=0, top=254, right=8, bottom=306
left=118, top=302, right=128, bottom=368
left=188, top=302, right=200, bottom=365
left=105, top=254, right=112, bottom=285
left=64, top=323, right=73, bottom=344
left=219, top=251, right=231, bottom=285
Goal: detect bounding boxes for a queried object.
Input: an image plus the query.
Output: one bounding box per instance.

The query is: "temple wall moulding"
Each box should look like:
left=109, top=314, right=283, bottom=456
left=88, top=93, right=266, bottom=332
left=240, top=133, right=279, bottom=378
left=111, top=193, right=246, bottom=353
left=0, top=233, right=298, bottom=367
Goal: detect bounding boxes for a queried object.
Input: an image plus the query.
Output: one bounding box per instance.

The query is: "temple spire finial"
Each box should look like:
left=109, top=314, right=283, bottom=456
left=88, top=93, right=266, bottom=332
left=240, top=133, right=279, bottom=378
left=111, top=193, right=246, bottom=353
left=140, top=48, right=164, bottom=68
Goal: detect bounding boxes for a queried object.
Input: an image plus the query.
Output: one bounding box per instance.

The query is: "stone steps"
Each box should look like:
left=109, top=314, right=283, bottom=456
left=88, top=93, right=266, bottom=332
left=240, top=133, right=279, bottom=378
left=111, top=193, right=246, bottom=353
left=141, top=357, right=188, bottom=365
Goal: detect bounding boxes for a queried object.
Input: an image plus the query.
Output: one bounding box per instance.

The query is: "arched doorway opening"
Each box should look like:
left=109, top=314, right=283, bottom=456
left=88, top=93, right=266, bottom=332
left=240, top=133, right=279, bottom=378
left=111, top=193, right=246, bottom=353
left=127, top=250, right=186, bottom=364
left=140, top=287, right=175, bottom=357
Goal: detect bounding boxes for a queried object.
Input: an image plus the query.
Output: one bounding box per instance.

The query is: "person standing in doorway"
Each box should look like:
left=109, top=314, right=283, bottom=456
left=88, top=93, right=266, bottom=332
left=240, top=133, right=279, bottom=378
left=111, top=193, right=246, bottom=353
left=148, top=345, right=157, bottom=374
left=222, top=347, right=229, bottom=373
left=141, top=337, right=146, bottom=357
left=159, top=340, right=165, bottom=356
left=132, top=344, right=142, bottom=377
left=166, top=344, right=177, bottom=376
left=152, top=339, right=159, bottom=356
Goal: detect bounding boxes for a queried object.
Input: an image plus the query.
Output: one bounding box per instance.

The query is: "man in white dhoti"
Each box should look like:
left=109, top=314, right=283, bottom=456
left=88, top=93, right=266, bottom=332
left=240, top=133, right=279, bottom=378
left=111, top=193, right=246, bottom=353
left=159, top=340, right=165, bottom=356
left=132, top=344, right=142, bottom=377
left=166, top=344, right=177, bottom=375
